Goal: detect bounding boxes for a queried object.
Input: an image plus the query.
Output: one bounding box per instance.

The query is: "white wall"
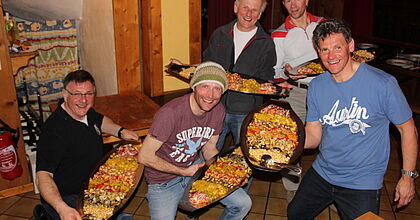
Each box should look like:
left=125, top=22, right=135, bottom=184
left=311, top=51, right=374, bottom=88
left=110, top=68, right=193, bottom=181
left=3, top=0, right=82, bottom=21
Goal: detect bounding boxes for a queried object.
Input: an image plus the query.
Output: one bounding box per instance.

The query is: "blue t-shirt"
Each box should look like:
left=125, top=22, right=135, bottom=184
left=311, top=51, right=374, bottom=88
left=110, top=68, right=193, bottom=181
left=306, top=62, right=412, bottom=190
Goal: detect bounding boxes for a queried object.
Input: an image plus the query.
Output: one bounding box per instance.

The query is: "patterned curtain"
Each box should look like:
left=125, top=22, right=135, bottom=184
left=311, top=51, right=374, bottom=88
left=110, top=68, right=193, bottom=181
left=14, top=19, right=78, bottom=119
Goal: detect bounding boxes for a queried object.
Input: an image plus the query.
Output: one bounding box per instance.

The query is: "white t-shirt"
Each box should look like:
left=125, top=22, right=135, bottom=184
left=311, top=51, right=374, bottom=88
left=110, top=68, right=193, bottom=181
left=233, top=23, right=257, bottom=63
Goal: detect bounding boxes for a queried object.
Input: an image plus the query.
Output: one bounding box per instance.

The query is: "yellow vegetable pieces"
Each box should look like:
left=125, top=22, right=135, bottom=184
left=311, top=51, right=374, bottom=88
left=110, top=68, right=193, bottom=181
left=105, top=155, right=138, bottom=171
left=253, top=112, right=297, bottom=128
left=190, top=180, right=228, bottom=201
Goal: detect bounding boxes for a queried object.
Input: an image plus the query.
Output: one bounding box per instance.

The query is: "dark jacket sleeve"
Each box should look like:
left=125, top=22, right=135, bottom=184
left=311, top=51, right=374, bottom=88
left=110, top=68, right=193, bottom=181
left=203, top=33, right=216, bottom=62
left=257, top=39, right=276, bottom=81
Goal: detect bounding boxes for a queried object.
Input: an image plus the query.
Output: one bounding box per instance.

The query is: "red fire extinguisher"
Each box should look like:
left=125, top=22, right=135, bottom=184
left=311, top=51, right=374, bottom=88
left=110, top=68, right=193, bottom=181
left=0, top=119, right=23, bottom=180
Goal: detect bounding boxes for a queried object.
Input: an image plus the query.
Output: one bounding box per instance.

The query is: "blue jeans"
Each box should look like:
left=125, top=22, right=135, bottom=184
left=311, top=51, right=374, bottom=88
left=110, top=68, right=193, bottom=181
left=216, top=113, right=247, bottom=151
left=147, top=176, right=251, bottom=220
left=42, top=194, right=78, bottom=220
left=287, top=167, right=381, bottom=220
left=42, top=194, right=133, bottom=220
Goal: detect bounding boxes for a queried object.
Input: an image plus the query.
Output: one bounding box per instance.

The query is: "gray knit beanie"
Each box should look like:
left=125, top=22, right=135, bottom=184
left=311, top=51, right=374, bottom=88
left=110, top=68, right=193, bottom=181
left=190, top=61, right=228, bottom=93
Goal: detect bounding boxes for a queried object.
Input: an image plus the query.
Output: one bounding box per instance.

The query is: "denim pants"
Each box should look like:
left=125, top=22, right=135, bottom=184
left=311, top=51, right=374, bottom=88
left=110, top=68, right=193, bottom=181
left=42, top=194, right=133, bottom=220
left=42, top=194, right=78, bottom=220
left=147, top=175, right=252, bottom=220
left=287, top=167, right=381, bottom=220
left=216, top=113, right=247, bottom=151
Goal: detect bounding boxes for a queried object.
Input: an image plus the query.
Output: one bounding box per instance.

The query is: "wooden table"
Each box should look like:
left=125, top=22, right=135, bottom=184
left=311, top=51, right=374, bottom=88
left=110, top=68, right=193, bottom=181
left=353, top=35, right=420, bottom=114
left=50, top=91, right=160, bottom=144
left=95, top=91, right=160, bottom=143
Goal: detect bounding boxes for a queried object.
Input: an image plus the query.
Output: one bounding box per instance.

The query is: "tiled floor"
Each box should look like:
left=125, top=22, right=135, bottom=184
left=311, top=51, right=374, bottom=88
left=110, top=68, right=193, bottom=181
left=1, top=116, right=419, bottom=220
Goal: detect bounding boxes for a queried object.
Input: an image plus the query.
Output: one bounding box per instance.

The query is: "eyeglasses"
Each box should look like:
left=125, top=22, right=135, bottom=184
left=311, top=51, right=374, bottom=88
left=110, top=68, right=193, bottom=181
left=65, top=88, right=95, bottom=98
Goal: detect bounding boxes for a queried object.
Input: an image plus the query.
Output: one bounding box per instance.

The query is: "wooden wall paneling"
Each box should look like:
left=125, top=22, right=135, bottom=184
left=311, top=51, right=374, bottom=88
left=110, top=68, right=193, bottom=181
left=141, top=0, right=163, bottom=97
left=272, top=0, right=345, bottom=28
left=0, top=1, right=33, bottom=198
left=112, top=0, right=141, bottom=94
left=308, top=0, right=344, bottom=19
left=189, top=0, right=201, bottom=64
left=272, top=0, right=286, bottom=29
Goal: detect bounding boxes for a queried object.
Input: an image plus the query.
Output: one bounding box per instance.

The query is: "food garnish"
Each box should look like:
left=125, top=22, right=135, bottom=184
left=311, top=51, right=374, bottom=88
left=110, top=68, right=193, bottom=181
left=188, top=148, right=251, bottom=209
left=297, top=62, right=325, bottom=75
left=227, top=73, right=277, bottom=94
left=352, top=50, right=375, bottom=62
left=179, top=67, right=196, bottom=79
left=246, top=104, right=298, bottom=166
left=82, top=143, right=140, bottom=219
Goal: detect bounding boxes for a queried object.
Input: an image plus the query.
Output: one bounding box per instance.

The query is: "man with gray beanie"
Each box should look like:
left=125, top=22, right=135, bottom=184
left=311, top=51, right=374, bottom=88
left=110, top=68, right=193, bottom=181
left=171, top=0, right=277, bottom=153
left=138, top=61, right=252, bottom=220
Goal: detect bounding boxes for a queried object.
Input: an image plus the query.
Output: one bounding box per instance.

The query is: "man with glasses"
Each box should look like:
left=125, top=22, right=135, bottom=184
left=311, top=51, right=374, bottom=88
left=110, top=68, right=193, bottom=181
left=35, top=70, right=139, bottom=220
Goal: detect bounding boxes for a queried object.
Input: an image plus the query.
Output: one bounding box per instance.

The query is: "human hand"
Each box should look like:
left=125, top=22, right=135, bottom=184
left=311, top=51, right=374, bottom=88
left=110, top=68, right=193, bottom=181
left=276, top=81, right=293, bottom=97
left=277, top=81, right=293, bottom=90
left=240, top=178, right=249, bottom=187
left=284, top=63, right=293, bottom=72
left=57, top=205, right=82, bottom=220
left=169, top=58, right=183, bottom=65
left=394, top=175, right=416, bottom=208
left=121, top=129, right=139, bottom=141
left=284, top=63, right=306, bottom=80
left=182, top=162, right=205, bottom=176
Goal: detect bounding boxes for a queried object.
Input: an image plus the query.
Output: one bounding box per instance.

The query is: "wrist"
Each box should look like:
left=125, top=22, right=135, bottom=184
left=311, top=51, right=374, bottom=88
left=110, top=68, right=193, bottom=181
left=401, top=174, right=415, bottom=183
left=117, top=127, right=125, bottom=139
left=401, top=169, right=418, bottom=179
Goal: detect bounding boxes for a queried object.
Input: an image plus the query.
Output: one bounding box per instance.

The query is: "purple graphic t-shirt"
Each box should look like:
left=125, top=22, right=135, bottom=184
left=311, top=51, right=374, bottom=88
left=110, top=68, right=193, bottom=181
left=144, top=94, right=225, bottom=184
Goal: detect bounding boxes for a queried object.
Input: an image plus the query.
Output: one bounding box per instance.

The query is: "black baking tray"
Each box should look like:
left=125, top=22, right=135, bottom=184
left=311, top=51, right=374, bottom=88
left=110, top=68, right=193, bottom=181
left=76, top=141, right=143, bottom=219
left=178, top=149, right=251, bottom=212
left=227, top=72, right=285, bottom=96
left=240, top=99, right=305, bottom=172
left=165, top=63, right=194, bottom=83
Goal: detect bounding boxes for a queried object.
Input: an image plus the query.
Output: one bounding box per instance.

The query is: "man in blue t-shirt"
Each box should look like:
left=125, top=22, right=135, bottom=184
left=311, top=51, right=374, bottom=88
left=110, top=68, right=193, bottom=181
left=287, top=19, right=418, bottom=220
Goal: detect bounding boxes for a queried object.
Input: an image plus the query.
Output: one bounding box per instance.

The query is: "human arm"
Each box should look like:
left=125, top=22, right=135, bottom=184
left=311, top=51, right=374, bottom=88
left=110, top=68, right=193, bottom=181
left=138, top=134, right=205, bottom=176
left=36, top=171, right=82, bottom=220
left=202, top=30, right=220, bottom=63
left=201, top=135, right=220, bottom=160
left=272, top=32, right=288, bottom=80
left=394, top=118, right=418, bottom=208
left=101, top=116, right=139, bottom=141
left=253, top=37, right=277, bottom=81
left=304, top=121, right=323, bottom=149
left=169, top=58, right=184, bottom=65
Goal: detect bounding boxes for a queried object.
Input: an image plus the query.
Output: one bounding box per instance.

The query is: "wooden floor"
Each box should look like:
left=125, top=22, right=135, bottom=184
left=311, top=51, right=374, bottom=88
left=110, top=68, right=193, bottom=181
left=0, top=115, right=419, bottom=220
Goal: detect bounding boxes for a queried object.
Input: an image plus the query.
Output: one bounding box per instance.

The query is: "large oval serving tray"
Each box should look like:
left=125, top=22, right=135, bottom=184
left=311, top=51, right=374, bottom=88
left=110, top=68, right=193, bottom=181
left=240, top=99, right=305, bottom=172
left=227, top=72, right=284, bottom=96
left=165, top=63, right=194, bottom=83
left=286, top=59, right=325, bottom=77
left=165, top=63, right=285, bottom=96
left=76, top=141, right=143, bottom=219
left=178, top=148, right=251, bottom=212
